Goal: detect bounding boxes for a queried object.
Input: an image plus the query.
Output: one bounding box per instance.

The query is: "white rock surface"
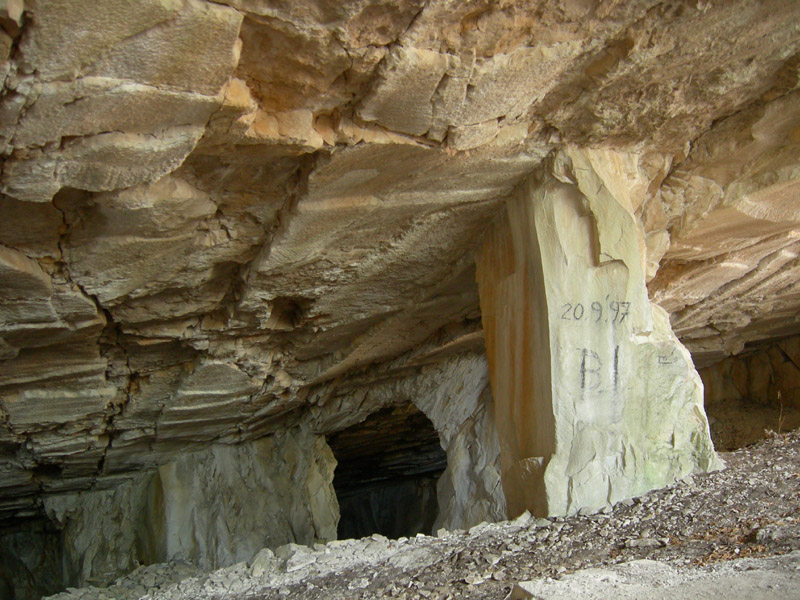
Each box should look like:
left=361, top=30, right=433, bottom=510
left=512, top=553, right=800, bottom=600
left=477, top=150, right=720, bottom=517
left=42, top=428, right=337, bottom=588
left=310, top=348, right=507, bottom=531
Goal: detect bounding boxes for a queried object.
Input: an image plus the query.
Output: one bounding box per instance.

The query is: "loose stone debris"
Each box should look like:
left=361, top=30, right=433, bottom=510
left=46, top=430, right=800, bottom=599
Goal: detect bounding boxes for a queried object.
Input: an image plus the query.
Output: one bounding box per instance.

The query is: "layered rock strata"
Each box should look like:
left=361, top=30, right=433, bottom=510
left=649, top=90, right=800, bottom=365
left=0, top=0, right=799, bottom=595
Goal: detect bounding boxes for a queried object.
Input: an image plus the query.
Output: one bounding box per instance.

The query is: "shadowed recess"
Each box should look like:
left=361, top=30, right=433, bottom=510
left=327, top=403, right=447, bottom=540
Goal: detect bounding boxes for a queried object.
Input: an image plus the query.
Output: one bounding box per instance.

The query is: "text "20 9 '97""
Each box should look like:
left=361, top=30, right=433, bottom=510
left=560, top=300, right=631, bottom=324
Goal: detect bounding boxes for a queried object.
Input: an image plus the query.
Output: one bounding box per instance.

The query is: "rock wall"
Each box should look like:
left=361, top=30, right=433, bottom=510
left=32, top=346, right=505, bottom=587
left=42, top=427, right=337, bottom=588
left=0, top=0, right=799, bottom=594
left=700, top=336, right=800, bottom=450
left=433, top=382, right=506, bottom=531
left=309, top=346, right=507, bottom=532
left=0, top=0, right=798, bottom=524
left=477, top=150, right=721, bottom=517
left=648, top=89, right=800, bottom=366
left=409, top=353, right=507, bottom=530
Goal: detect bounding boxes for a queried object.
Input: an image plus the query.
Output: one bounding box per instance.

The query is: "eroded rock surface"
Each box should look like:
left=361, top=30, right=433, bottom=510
left=42, top=427, right=337, bottom=588
left=0, top=0, right=799, bottom=595
left=701, top=335, right=800, bottom=450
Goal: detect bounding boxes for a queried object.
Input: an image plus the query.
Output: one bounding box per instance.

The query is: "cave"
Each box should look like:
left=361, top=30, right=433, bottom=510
left=699, top=336, right=800, bottom=451
left=327, top=403, right=447, bottom=540
left=2, top=0, right=800, bottom=597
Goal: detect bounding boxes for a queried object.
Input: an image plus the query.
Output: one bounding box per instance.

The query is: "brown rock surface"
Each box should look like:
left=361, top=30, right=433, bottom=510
left=0, top=0, right=799, bottom=594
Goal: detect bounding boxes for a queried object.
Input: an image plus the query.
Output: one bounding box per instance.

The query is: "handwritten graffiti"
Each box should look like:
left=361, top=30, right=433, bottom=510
left=560, top=299, right=631, bottom=324
left=579, top=348, right=601, bottom=390
left=578, top=346, right=620, bottom=392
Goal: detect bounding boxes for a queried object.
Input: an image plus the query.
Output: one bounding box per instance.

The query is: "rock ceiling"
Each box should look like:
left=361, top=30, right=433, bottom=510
left=0, top=0, right=799, bottom=522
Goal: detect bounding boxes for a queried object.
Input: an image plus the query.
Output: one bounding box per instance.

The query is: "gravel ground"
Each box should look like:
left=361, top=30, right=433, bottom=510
left=48, top=429, right=800, bottom=600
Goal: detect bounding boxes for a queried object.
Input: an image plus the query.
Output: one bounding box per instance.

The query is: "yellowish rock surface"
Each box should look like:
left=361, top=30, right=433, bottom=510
left=0, top=0, right=798, bottom=590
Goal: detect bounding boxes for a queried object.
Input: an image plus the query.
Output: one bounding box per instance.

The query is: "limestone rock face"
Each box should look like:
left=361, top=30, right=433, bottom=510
left=649, top=90, right=800, bottom=365
left=700, top=335, right=800, bottom=450
left=477, top=150, right=720, bottom=517
left=0, top=0, right=798, bottom=591
left=42, top=427, right=337, bottom=589
left=308, top=347, right=506, bottom=532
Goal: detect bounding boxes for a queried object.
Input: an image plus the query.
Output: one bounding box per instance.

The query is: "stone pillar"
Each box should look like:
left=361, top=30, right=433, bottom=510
left=476, top=149, right=721, bottom=518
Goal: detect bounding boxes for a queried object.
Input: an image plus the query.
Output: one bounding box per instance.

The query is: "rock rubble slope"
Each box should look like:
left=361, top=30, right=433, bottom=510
left=41, top=430, right=800, bottom=600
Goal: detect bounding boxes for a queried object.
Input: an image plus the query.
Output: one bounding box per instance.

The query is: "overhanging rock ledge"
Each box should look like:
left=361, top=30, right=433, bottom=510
left=0, top=0, right=798, bottom=597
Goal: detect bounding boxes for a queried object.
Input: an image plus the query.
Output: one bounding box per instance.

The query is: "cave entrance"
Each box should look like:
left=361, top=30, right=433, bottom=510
left=327, top=403, right=447, bottom=540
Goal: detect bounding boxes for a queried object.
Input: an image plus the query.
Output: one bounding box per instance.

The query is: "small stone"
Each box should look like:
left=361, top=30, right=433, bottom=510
left=469, top=521, right=489, bottom=535
left=249, top=548, right=278, bottom=577
left=347, top=577, right=370, bottom=590
left=535, top=529, right=550, bottom=542
left=513, top=510, right=532, bottom=526
left=625, top=538, right=663, bottom=548
left=276, top=543, right=317, bottom=573
left=275, top=543, right=307, bottom=561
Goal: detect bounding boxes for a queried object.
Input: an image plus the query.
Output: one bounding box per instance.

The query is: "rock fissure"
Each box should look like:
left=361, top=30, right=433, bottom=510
left=41, top=196, right=139, bottom=492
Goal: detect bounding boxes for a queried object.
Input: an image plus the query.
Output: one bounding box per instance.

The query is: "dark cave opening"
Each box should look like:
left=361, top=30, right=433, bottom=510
left=327, top=403, right=447, bottom=540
